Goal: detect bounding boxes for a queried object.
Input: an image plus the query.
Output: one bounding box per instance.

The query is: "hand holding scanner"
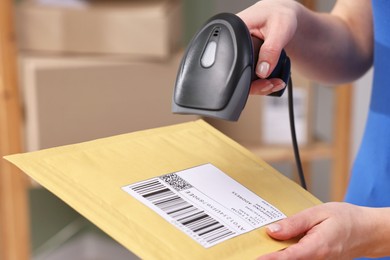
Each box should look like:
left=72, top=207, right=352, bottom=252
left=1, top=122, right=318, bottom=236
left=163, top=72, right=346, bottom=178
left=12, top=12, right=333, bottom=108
left=172, top=12, right=291, bottom=121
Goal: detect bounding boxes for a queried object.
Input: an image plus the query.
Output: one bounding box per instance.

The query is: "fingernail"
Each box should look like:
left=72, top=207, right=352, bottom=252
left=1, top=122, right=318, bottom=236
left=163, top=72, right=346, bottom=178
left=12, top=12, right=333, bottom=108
left=267, top=223, right=282, bottom=233
left=261, top=83, right=274, bottom=92
left=257, top=61, right=270, bottom=78
left=272, top=82, right=286, bottom=92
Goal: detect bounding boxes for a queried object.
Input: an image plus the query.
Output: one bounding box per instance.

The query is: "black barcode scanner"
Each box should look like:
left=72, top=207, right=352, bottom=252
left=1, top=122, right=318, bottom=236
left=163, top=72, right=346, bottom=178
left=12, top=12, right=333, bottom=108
left=172, top=12, right=307, bottom=190
left=172, top=12, right=291, bottom=121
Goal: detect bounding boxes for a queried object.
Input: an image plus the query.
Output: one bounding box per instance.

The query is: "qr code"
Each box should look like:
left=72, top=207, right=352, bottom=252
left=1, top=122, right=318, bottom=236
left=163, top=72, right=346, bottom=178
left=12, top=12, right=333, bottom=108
left=160, top=173, right=192, bottom=191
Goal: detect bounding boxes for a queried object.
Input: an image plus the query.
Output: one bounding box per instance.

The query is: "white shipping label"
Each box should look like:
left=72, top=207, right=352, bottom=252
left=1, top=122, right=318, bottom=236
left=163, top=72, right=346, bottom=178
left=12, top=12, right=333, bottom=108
left=122, top=163, right=286, bottom=248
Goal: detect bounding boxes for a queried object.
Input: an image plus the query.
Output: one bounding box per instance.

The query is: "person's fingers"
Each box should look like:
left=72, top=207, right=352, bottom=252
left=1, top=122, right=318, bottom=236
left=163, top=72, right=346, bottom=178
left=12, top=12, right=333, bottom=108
left=237, top=11, right=285, bottom=79
left=265, top=206, right=328, bottom=241
left=237, top=2, right=298, bottom=78
left=258, top=203, right=360, bottom=259
left=250, top=78, right=286, bottom=95
left=255, top=16, right=296, bottom=78
left=258, top=230, right=325, bottom=260
left=257, top=244, right=303, bottom=260
left=255, top=39, right=284, bottom=79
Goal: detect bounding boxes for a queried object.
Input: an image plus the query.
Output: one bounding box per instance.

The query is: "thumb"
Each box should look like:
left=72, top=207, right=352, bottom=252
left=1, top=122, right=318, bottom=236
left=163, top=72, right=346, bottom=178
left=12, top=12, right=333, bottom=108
left=265, top=207, right=327, bottom=240
left=256, top=40, right=284, bottom=78
left=236, top=5, right=287, bottom=79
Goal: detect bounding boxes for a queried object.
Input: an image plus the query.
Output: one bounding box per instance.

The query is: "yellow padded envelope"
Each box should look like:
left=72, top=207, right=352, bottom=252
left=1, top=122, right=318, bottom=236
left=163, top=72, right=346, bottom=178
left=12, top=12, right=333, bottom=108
left=4, top=120, right=321, bottom=259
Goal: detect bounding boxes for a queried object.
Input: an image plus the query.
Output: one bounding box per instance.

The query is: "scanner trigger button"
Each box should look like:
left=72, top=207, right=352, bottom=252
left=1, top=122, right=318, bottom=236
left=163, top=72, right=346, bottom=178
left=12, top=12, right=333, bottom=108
left=201, top=41, right=217, bottom=68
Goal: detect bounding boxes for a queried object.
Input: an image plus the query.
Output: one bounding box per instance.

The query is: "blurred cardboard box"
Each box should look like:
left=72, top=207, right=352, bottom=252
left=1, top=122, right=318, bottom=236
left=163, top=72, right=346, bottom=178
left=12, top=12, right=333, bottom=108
left=15, top=0, right=182, bottom=59
left=261, top=81, right=314, bottom=146
left=19, top=51, right=197, bottom=152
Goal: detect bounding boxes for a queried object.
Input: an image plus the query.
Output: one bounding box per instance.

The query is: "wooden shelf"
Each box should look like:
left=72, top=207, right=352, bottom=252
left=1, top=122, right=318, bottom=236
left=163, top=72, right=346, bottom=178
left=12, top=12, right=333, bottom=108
left=0, top=1, right=30, bottom=259
left=241, top=140, right=334, bottom=163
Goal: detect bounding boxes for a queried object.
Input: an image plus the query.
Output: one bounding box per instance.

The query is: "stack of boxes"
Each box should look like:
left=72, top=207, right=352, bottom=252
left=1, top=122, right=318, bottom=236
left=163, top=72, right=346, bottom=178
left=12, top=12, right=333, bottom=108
left=16, top=0, right=196, bottom=151
left=16, top=0, right=313, bottom=152
left=17, top=0, right=197, bottom=257
left=16, top=0, right=182, bottom=59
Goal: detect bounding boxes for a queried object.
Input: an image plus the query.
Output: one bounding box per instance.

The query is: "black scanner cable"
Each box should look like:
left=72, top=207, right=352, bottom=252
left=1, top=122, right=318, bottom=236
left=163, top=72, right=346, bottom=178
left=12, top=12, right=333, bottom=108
left=287, top=76, right=307, bottom=190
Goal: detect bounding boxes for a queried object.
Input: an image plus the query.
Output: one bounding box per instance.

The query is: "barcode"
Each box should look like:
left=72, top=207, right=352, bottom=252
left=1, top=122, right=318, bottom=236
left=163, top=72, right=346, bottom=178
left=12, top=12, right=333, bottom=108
left=131, top=179, right=236, bottom=245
